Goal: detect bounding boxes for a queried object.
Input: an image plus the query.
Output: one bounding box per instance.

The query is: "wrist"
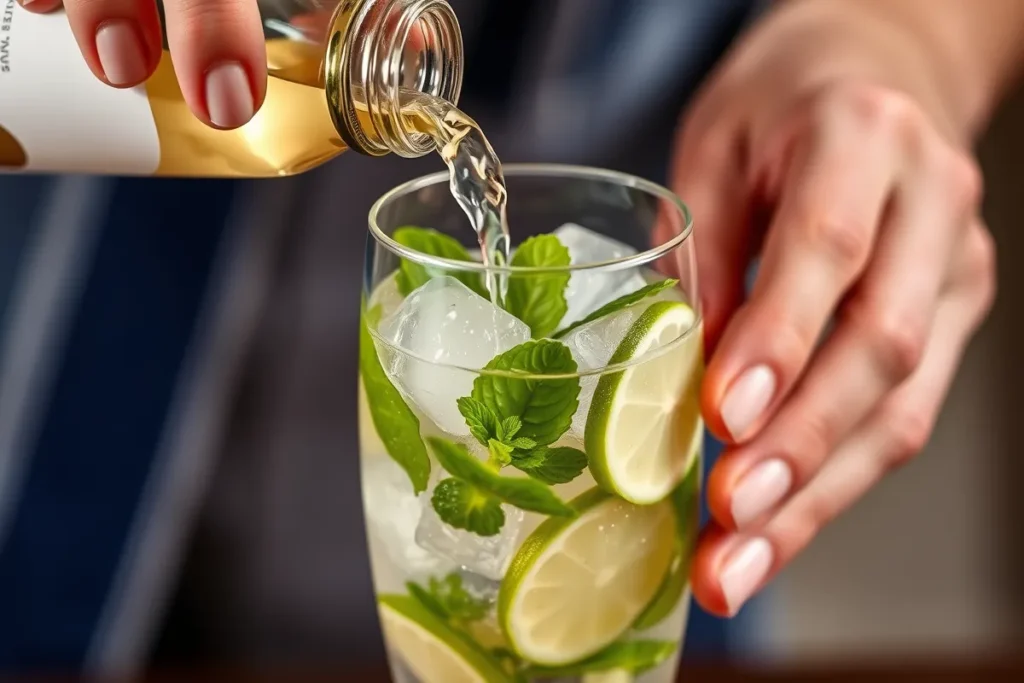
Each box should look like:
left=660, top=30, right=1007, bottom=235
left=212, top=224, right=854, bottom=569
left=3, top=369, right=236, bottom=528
left=830, top=0, right=1024, bottom=138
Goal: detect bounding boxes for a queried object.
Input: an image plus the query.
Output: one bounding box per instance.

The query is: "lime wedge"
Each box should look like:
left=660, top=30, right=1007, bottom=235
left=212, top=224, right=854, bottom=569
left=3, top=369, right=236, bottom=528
left=379, top=595, right=511, bottom=683
left=633, top=450, right=701, bottom=630
left=586, top=301, right=702, bottom=504
left=498, top=488, right=676, bottom=666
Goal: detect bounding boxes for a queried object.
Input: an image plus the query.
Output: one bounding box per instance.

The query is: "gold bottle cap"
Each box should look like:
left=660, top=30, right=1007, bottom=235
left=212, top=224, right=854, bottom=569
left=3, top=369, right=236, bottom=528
left=325, top=0, right=464, bottom=158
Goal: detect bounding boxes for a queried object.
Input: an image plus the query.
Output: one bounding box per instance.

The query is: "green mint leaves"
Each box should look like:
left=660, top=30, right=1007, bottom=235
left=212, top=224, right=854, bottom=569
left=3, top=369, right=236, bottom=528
left=511, top=446, right=588, bottom=485
left=428, top=437, right=576, bottom=521
left=432, top=477, right=506, bottom=536
left=472, top=340, right=580, bottom=447
left=393, top=226, right=488, bottom=298
left=505, top=235, right=571, bottom=338
left=464, top=342, right=587, bottom=483
left=524, top=640, right=677, bottom=678
left=359, top=303, right=431, bottom=493
left=434, top=340, right=588, bottom=536
left=553, top=278, right=678, bottom=338
left=407, top=574, right=491, bottom=624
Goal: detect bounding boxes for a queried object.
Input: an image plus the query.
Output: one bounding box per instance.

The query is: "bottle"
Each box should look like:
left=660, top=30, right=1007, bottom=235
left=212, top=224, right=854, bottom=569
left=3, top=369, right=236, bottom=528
left=0, top=0, right=463, bottom=177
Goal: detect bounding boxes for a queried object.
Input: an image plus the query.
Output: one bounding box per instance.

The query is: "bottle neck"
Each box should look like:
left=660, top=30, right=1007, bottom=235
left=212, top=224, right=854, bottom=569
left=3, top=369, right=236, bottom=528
left=326, top=0, right=464, bottom=158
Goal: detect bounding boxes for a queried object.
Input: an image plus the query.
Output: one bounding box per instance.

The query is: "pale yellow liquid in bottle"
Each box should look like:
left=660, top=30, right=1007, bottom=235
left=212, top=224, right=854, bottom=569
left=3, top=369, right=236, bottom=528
left=145, top=39, right=346, bottom=177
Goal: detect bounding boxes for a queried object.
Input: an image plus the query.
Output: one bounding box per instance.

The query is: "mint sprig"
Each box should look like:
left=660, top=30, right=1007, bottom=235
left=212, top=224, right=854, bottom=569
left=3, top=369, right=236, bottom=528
left=428, top=437, right=576, bottom=519
left=524, top=640, right=677, bottom=679
left=359, top=303, right=430, bottom=493
left=553, top=278, right=679, bottom=338
left=457, top=341, right=589, bottom=488
left=393, top=226, right=488, bottom=298
left=505, top=235, right=571, bottom=338
left=472, top=340, right=580, bottom=447
left=407, top=573, right=491, bottom=624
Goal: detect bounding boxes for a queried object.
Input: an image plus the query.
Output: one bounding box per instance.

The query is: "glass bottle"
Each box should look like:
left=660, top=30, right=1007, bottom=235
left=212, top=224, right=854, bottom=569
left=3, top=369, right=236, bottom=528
left=0, top=0, right=463, bottom=177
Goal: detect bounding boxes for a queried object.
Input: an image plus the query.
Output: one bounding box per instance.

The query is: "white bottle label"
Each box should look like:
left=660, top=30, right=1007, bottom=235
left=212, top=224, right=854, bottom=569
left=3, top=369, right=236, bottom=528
left=0, top=5, right=160, bottom=174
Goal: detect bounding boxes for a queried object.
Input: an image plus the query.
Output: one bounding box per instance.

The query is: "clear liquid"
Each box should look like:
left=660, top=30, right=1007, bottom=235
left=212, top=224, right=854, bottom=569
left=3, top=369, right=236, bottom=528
left=402, top=93, right=512, bottom=300
left=362, top=271, right=703, bottom=683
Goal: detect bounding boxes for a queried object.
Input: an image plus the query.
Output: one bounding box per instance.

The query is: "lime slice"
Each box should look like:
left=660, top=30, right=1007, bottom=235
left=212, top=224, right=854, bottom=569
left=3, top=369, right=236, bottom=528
left=498, top=488, right=676, bottom=666
left=633, top=450, right=701, bottom=630
left=379, top=595, right=511, bottom=683
left=586, top=301, right=702, bottom=504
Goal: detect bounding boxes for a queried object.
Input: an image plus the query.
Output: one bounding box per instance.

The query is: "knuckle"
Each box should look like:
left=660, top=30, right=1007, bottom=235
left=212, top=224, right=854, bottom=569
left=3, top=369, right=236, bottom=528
left=835, top=83, right=915, bottom=131
left=176, top=0, right=251, bottom=33
left=850, top=302, right=928, bottom=380
left=764, top=317, right=816, bottom=379
left=803, top=212, right=873, bottom=270
left=788, top=412, right=837, bottom=476
left=882, top=406, right=933, bottom=469
left=937, top=150, right=984, bottom=210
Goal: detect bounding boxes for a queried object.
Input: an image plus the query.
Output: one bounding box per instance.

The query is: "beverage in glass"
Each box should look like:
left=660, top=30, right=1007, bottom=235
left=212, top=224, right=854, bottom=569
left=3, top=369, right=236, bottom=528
left=360, top=165, right=702, bottom=683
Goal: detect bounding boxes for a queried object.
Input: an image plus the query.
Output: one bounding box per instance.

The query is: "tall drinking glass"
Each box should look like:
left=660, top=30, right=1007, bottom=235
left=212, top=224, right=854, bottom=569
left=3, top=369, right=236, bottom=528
left=359, top=165, right=702, bottom=683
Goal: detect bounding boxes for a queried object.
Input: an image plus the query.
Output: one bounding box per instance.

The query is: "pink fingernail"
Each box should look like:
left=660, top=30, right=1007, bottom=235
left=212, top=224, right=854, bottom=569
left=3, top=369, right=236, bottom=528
left=95, top=21, right=149, bottom=87
left=205, top=62, right=254, bottom=128
left=720, top=364, right=776, bottom=441
left=720, top=537, right=773, bottom=615
left=731, top=459, right=792, bottom=528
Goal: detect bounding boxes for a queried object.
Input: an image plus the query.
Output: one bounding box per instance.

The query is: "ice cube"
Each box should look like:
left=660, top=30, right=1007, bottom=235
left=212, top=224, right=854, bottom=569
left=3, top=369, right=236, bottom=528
left=378, top=276, right=531, bottom=436
left=562, top=304, right=650, bottom=440
left=363, top=456, right=454, bottom=578
left=414, top=466, right=525, bottom=581
left=554, top=223, right=648, bottom=328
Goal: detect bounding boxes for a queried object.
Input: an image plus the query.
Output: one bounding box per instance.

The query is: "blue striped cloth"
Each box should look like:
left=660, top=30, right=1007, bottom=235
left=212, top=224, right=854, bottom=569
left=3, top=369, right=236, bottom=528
left=0, top=176, right=247, bottom=670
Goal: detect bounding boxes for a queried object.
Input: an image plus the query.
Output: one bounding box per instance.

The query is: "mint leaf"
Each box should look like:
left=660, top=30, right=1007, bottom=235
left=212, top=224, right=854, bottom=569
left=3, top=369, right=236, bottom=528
left=428, top=574, right=490, bottom=622
left=406, top=581, right=450, bottom=621
left=552, top=278, right=679, bottom=338
left=507, top=436, right=537, bottom=451
left=408, top=574, right=490, bottom=623
left=393, top=226, right=487, bottom=297
left=428, top=437, right=576, bottom=518
left=431, top=477, right=505, bottom=536
left=487, top=439, right=514, bottom=467
left=524, top=640, right=677, bottom=678
left=498, top=416, right=522, bottom=441
left=472, top=340, right=580, bottom=447
left=359, top=304, right=430, bottom=493
left=512, top=446, right=588, bottom=485
left=505, top=235, right=571, bottom=338
left=458, top=396, right=500, bottom=446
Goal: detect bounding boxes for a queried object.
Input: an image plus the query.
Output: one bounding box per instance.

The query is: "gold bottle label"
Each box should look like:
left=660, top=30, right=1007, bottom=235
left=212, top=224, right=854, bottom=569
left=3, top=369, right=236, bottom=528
left=0, top=9, right=161, bottom=174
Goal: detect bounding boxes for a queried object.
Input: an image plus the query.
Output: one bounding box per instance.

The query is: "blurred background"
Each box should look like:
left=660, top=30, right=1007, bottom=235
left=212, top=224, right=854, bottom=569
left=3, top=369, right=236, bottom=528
left=0, top=0, right=1021, bottom=677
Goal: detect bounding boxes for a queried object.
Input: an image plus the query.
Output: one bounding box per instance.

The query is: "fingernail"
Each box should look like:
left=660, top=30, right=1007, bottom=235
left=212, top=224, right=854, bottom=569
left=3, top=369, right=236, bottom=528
left=205, top=62, right=254, bottom=128
left=95, top=21, right=149, bottom=87
left=720, top=537, right=773, bottom=615
left=720, top=364, right=776, bottom=440
left=731, top=459, right=792, bottom=528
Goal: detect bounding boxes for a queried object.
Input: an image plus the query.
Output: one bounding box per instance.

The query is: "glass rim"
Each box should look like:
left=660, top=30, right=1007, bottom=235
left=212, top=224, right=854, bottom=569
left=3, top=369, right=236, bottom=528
left=367, top=163, right=693, bottom=275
